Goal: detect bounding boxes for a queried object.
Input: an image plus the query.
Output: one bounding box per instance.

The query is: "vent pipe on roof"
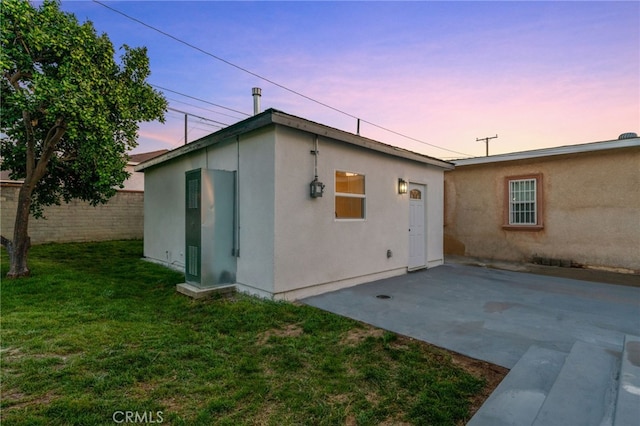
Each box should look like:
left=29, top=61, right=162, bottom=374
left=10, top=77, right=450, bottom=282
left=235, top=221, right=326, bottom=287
left=252, top=87, right=262, bottom=115
left=618, top=132, right=638, bottom=140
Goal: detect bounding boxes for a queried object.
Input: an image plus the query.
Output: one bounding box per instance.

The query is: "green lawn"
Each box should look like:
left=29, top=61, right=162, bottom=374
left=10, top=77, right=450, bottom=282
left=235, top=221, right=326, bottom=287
left=1, top=241, right=496, bottom=425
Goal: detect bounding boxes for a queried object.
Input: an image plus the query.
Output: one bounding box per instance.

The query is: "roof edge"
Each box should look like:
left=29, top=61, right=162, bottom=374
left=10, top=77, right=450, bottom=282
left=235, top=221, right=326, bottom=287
left=136, top=109, right=454, bottom=172
left=452, top=137, right=640, bottom=167
left=269, top=110, right=454, bottom=170
left=135, top=110, right=275, bottom=171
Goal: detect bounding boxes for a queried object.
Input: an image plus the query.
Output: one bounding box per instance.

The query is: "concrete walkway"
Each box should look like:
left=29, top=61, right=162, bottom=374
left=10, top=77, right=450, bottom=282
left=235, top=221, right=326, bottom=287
left=304, top=262, right=639, bottom=368
left=303, top=262, right=640, bottom=425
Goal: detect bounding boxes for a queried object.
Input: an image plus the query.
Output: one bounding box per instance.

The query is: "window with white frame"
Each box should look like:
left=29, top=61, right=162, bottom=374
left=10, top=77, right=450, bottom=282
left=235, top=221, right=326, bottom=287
left=335, top=171, right=365, bottom=219
left=508, top=178, right=537, bottom=225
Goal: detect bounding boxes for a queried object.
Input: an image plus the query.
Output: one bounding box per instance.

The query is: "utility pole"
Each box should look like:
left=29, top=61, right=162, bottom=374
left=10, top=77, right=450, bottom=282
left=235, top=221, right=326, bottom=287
left=167, top=107, right=228, bottom=145
left=476, top=134, right=498, bottom=157
left=184, top=112, right=188, bottom=145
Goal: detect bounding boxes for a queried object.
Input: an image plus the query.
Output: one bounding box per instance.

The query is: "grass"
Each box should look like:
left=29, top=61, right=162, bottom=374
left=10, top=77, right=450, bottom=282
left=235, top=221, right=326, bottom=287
left=1, top=240, right=491, bottom=425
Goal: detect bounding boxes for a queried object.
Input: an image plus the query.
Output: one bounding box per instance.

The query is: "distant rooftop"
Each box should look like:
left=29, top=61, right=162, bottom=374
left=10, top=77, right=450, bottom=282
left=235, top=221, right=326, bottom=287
left=452, top=136, right=639, bottom=167
left=128, top=149, right=169, bottom=164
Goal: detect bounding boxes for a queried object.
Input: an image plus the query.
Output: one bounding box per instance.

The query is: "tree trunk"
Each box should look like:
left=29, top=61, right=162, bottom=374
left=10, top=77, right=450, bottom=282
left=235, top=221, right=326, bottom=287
left=6, top=183, right=33, bottom=278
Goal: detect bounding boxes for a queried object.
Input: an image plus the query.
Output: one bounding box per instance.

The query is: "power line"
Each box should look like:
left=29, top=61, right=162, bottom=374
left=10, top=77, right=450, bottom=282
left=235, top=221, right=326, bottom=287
left=165, top=96, right=246, bottom=121
left=167, top=107, right=229, bottom=127
left=92, top=2, right=358, bottom=116
left=152, top=84, right=250, bottom=117
left=93, top=0, right=472, bottom=157
left=167, top=107, right=228, bottom=145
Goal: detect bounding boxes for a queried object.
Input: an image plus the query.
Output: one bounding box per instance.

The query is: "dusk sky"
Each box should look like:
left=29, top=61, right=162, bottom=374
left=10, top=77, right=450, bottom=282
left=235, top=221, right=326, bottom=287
left=59, top=1, right=639, bottom=159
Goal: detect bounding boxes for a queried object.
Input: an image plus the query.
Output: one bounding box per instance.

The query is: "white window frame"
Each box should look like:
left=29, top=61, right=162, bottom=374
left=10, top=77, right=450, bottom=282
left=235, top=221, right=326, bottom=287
left=335, top=170, right=366, bottom=221
left=508, top=178, right=537, bottom=225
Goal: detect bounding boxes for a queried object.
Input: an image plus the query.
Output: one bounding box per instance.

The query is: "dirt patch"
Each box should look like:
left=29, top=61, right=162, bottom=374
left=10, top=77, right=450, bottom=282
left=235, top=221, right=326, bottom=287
left=1, top=390, right=57, bottom=413
left=379, top=419, right=412, bottom=426
left=448, top=255, right=640, bottom=287
left=1, top=347, right=24, bottom=362
left=160, top=396, right=185, bottom=413
left=128, top=379, right=164, bottom=398
left=340, top=324, right=385, bottom=346
left=256, top=324, right=303, bottom=344
left=1, top=346, right=78, bottom=363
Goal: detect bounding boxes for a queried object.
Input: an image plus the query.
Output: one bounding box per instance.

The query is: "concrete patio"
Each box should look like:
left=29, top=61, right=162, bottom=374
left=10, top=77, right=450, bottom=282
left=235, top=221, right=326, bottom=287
left=303, top=262, right=640, bottom=425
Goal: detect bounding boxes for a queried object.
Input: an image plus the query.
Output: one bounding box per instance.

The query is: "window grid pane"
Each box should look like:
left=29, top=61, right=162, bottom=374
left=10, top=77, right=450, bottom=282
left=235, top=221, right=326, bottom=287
left=336, top=171, right=365, bottom=194
left=509, top=179, right=537, bottom=225
left=335, top=196, right=365, bottom=219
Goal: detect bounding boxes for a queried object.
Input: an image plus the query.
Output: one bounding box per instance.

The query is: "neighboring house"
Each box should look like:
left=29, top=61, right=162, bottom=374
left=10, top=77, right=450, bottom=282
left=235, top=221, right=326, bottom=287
left=0, top=149, right=167, bottom=244
left=124, top=149, right=169, bottom=191
left=444, top=135, right=640, bottom=273
left=136, top=109, right=453, bottom=300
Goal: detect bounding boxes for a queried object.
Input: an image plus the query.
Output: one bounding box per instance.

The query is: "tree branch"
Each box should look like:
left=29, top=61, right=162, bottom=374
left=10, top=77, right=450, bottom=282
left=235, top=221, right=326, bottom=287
left=5, top=68, right=38, bottom=179
left=1, top=235, right=13, bottom=253
left=58, top=155, right=77, bottom=163
left=23, top=109, right=36, bottom=179
left=30, top=118, right=67, bottom=184
left=4, top=70, right=33, bottom=87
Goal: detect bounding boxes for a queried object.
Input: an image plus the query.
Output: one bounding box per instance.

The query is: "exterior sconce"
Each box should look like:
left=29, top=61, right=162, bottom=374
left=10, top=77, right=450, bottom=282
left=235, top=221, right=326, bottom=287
left=398, top=179, right=408, bottom=194
left=310, top=178, right=325, bottom=198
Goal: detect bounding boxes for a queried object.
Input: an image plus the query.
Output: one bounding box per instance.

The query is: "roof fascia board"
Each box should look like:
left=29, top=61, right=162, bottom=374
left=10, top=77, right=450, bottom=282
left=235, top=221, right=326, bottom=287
left=270, top=111, right=454, bottom=170
left=453, top=138, right=640, bottom=167
left=135, top=111, right=274, bottom=171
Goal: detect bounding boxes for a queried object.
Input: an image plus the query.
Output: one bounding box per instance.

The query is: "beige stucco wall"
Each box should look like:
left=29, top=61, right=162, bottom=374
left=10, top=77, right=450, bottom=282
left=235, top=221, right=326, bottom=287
left=444, top=146, right=640, bottom=272
left=1, top=184, right=144, bottom=244
left=122, top=164, right=145, bottom=191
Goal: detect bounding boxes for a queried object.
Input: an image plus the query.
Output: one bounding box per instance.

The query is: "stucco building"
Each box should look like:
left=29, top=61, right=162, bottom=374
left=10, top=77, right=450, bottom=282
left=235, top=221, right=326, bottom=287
left=444, top=135, right=640, bottom=273
left=124, top=149, right=169, bottom=191
left=136, top=109, right=453, bottom=300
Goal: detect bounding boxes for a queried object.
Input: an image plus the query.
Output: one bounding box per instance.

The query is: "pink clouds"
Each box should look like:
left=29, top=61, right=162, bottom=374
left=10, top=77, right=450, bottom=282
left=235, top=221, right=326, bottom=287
left=70, top=1, right=636, bottom=159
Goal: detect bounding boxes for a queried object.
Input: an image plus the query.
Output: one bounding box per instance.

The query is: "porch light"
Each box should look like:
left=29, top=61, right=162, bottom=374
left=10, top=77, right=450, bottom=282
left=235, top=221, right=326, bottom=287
left=398, top=179, right=408, bottom=194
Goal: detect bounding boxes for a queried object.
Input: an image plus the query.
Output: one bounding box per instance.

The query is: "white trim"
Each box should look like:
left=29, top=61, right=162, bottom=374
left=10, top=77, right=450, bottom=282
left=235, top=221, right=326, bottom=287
left=141, top=256, right=185, bottom=272
left=427, top=259, right=444, bottom=268
left=270, top=267, right=407, bottom=301
left=508, top=178, right=537, bottom=225
left=334, top=169, right=366, bottom=220
left=234, top=282, right=275, bottom=300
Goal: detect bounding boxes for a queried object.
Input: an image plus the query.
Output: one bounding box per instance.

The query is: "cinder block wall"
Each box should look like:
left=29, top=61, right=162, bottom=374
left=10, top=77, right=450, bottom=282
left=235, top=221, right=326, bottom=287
left=1, top=184, right=144, bottom=244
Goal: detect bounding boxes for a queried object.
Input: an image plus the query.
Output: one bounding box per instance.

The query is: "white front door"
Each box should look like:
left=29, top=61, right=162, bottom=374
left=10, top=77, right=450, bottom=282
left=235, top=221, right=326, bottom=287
left=408, top=183, right=426, bottom=270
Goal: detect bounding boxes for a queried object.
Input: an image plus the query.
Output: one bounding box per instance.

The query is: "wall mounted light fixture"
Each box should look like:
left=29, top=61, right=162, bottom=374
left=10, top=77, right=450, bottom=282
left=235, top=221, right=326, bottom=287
left=398, top=178, right=408, bottom=194
left=310, top=135, right=324, bottom=198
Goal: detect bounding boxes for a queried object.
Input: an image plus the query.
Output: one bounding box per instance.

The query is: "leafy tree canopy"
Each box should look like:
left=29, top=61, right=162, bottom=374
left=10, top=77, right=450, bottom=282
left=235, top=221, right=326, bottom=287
left=1, top=0, right=167, bottom=217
